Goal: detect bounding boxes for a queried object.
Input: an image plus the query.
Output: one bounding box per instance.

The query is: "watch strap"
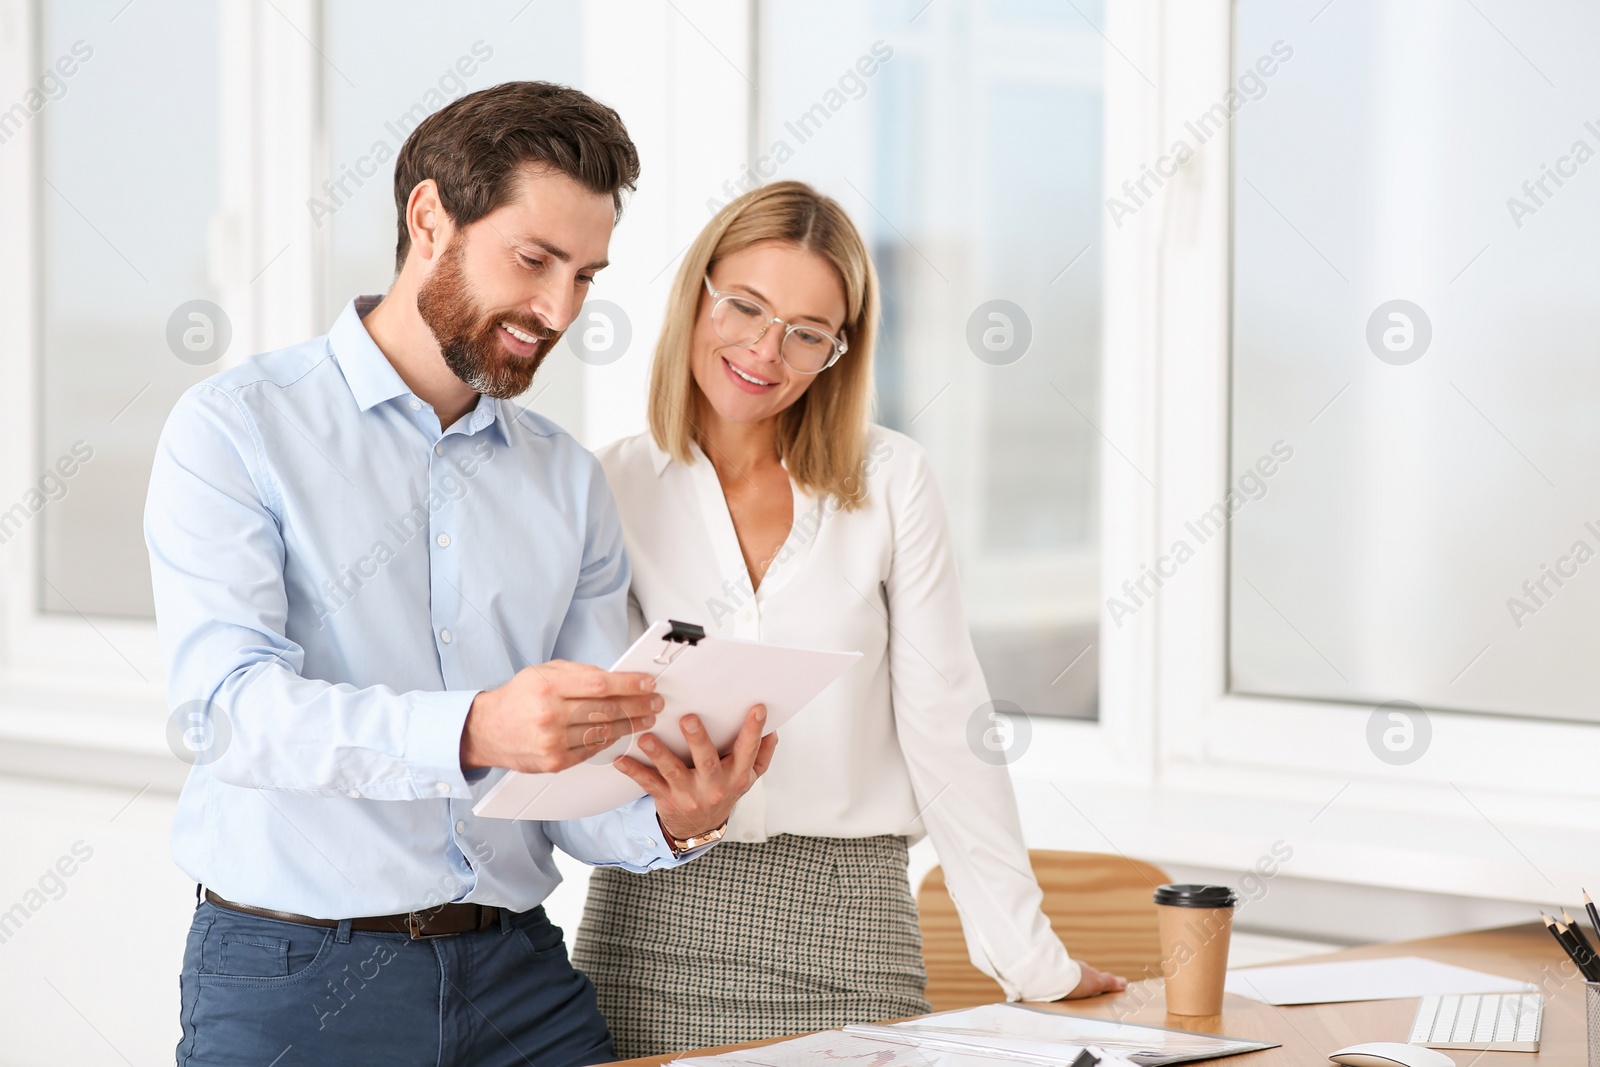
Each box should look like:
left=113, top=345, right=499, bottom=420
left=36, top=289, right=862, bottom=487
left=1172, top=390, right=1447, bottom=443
left=664, top=820, right=727, bottom=857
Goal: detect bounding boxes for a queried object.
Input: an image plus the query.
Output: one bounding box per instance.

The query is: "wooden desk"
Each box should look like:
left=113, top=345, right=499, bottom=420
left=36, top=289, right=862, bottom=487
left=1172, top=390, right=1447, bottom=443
left=610, top=922, right=1584, bottom=1065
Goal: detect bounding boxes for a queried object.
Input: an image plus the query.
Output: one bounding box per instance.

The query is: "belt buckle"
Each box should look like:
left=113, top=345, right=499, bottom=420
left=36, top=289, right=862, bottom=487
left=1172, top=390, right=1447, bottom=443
left=405, top=908, right=457, bottom=940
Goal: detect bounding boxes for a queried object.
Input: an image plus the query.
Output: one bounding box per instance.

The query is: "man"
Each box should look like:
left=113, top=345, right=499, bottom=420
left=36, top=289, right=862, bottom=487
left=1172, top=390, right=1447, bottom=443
left=146, top=81, right=774, bottom=1066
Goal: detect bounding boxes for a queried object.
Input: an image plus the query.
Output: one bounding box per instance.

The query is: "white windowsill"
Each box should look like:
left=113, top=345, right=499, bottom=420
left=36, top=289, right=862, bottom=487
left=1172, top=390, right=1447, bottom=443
left=0, top=681, right=185, bottom=793
left=1011, top=719, right=1596, bottom=909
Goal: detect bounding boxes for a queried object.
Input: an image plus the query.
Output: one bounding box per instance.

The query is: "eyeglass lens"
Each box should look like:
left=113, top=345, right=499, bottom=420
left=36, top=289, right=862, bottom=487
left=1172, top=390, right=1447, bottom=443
left=711, top=295, right=838, bottom=372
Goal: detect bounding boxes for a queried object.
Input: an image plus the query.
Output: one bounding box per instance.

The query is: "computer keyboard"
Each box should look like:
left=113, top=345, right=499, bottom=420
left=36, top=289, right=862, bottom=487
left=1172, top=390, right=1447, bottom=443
left=1408, top=992, right=1542, bottom=1052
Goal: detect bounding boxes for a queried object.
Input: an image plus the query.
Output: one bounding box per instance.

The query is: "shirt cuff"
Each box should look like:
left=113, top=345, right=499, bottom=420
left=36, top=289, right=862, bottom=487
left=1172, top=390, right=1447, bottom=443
left=404, top=689, right=477, bottom=800
left=1018, top=957, right=1083, bottom=1002
left=626, top=795, right=696, bottom=869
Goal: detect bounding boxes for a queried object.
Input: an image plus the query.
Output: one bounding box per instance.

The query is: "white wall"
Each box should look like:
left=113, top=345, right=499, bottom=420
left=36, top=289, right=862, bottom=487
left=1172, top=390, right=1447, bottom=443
left=0, top=776, right=190, bottom=1067
left=0, top=774, right=602, bottom=1066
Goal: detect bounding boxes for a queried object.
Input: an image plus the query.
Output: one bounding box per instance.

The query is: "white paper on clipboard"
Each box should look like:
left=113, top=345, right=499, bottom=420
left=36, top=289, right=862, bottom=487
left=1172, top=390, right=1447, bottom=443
left=472, top=620, right=861, bottom=821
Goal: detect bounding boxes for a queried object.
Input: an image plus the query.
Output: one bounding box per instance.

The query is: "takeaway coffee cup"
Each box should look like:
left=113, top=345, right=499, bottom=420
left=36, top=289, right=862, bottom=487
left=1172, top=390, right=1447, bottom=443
left=1153, top=883, right=1239, bottom=1016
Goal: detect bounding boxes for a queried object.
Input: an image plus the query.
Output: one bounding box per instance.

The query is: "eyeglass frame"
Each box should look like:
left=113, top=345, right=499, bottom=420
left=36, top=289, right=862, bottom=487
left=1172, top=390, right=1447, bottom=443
left=701, top=275, right=848, bottom=374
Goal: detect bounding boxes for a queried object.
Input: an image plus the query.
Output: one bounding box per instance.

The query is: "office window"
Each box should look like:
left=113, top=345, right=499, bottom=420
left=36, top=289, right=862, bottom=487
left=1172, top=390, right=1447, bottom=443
left=320, top=0, right=586, bottom=430
left=1231, top=0, right=1600, bottom=720
left=760, top=0, right=1104, bottom=719
left=36, top=0, right=224, bottom=618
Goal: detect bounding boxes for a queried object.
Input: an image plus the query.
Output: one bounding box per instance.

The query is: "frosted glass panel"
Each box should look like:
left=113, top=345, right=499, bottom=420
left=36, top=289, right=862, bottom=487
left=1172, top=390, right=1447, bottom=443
left=37, top=0, right=222, bottom=619
left=763, top=0, right=1103, bottom=719
left=1230, top=0, right=1600, bottom=720
left=320, top=0, right=584, bottom=428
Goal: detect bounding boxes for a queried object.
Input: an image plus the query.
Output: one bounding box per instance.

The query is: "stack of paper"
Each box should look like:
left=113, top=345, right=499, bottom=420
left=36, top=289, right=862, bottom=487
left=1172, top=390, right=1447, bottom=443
left=673, top=1004, right=1275, bottom=1067
left=848, top=1004, right=1274, bottom=1066
left=1224, top=956, right=1538, bottom=1006
left=675, top=1030, right=1131, bottom=1067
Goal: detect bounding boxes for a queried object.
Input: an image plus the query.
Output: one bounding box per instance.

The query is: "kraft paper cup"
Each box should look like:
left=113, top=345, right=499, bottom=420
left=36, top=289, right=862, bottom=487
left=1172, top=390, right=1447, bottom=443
left=1154, top=883, right=1238, bottom=1016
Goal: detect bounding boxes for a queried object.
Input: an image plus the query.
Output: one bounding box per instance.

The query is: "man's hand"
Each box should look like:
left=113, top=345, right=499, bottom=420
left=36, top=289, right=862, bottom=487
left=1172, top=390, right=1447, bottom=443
left=460, top=660, right=662, bottom=773
left=1060, top=961, right=1128, bottom=999
left=614, top=705, right=778, bottom=840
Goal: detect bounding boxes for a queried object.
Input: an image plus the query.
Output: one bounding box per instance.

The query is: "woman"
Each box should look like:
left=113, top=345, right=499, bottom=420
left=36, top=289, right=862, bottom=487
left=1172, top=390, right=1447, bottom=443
left=571, top=181, right=1125, bottom=1058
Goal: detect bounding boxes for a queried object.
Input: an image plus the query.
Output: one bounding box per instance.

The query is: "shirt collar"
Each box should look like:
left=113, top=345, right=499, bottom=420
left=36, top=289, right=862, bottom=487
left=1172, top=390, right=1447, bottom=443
left=466, top=392, right=511, bottom=444
left=331, top=295, right=511, bottom=444
left=331, top=296, right=410, bottom=412
left=646, top=433, right=795, bottom=488
left=646, top=432, right=678, bottom=476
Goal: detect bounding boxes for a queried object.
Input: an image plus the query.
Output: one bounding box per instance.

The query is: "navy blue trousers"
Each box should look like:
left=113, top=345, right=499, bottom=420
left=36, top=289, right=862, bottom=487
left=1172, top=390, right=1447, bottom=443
left=177, top=899, right=615, bottom=1067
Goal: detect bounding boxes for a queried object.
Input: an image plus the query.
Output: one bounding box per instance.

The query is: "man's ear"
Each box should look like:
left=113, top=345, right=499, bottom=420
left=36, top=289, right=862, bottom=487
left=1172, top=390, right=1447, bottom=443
left=405, top=179, right=451, bottom=265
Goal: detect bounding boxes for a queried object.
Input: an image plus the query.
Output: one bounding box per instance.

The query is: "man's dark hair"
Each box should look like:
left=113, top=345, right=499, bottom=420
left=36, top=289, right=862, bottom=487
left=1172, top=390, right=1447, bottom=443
left=391, top=80, right=640, bottom=271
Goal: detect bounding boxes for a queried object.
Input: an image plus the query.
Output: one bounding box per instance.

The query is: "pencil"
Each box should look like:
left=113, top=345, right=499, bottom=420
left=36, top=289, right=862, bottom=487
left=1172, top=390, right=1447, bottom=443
left=1553, top=915, right=1600, bottom=981
left=1584, top=890, right=1600, bottom=948
left=1564, top=910, right=1596, bottom=956
left=1543, top=913, right=1600, bottom=981
left=1558, top=919, right=1598, bottom=977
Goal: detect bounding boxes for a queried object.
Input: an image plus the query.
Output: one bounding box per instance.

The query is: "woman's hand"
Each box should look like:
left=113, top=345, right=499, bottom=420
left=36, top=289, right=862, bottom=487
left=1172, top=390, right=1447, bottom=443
left=613, top=705, right=779, bottom=840
left=1059, top=961, right=1128, bottom=999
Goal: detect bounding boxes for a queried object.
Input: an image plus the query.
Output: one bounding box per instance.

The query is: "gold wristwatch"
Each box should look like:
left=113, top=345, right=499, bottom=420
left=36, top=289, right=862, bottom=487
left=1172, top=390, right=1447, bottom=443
left=661, top=818, right=727, bottom=857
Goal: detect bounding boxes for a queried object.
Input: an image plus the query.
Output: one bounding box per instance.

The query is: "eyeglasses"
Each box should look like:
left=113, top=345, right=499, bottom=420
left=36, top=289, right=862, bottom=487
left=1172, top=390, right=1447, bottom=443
left=702, top=276, right=848, bottom=375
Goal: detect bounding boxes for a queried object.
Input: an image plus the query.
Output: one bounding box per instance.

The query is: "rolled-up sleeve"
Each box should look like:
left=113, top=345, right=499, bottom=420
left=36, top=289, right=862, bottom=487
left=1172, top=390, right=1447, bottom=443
left=145, top=383, right=477, bottom=800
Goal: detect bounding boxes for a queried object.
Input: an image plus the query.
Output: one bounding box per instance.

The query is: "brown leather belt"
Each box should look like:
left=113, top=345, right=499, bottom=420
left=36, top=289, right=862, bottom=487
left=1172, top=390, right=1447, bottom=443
left=203, top=889, right=504, bottom=940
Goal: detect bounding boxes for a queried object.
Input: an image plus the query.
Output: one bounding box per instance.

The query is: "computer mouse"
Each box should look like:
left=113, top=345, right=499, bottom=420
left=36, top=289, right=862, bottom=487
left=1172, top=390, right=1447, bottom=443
left=1327, top=1042, right=1455, bottom=1067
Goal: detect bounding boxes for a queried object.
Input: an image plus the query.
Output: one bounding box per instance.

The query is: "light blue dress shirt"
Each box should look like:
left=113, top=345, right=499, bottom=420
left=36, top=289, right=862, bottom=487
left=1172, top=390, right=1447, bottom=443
left=145, top=295, right=681, bottom=919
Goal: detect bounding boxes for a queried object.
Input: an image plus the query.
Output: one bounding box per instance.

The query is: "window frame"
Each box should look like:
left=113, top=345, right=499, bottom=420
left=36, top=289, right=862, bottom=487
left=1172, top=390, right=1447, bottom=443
left=1011, top=0, right=1597, bottom=909
left=0, top=0, right=322, bottom=749
left=1208, top=0, right=1600, bottom=785
left=1043, top=0, right=1600, bottom=817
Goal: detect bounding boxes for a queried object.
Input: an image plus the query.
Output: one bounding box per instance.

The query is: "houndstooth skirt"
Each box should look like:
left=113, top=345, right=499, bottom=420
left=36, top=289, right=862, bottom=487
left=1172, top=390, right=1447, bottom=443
left=571, top=834, right=931, bottom=1060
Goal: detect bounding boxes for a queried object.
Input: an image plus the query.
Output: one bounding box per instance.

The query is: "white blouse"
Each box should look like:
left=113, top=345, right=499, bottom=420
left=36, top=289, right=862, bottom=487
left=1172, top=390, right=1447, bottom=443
left=596, top=425, right=1081, bottom=1001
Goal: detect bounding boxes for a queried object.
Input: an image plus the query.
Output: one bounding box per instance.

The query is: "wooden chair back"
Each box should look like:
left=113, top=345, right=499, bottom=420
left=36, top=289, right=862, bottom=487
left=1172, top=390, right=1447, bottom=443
left=916, top=849, right=1171, bottom=1010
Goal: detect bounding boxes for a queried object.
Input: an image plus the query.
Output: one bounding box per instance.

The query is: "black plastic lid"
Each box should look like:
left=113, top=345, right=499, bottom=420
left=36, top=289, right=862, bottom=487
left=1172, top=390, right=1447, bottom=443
left=1153, top=883, right=1238, bottom=908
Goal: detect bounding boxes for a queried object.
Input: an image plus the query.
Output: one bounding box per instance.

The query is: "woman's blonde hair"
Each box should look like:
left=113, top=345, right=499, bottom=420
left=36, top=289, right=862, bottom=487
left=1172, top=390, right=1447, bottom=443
left=647, top=180, right=878, bottom=510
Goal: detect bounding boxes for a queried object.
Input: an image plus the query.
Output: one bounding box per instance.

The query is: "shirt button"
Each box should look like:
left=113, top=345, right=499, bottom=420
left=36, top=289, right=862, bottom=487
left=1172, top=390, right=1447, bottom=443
left=436, top=781, right=450, bottom=795
left=436, top=533, right=451, bottom=548
left=434, top=442, right=444, bottom=456
left=409, top=399, right=422, bottom=411
left=455, top=820, right=467, bottom=834
left=440, top=628, right=453, bottom=644
left=346, top=789, right=361, bottom=799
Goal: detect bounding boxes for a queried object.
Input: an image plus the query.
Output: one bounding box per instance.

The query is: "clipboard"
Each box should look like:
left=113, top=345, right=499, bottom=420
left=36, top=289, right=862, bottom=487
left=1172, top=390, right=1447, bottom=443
left=472, top=619, right=862, bottom=821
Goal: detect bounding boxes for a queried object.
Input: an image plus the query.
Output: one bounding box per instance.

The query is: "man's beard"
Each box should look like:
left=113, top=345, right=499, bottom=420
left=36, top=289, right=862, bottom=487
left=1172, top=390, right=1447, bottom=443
left=415, top=237, right=559, bottom=399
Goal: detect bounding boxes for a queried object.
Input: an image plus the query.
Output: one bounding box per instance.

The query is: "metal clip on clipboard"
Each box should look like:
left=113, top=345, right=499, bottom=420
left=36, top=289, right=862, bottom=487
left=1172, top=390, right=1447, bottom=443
left=652, top=619, right=705, bottom=666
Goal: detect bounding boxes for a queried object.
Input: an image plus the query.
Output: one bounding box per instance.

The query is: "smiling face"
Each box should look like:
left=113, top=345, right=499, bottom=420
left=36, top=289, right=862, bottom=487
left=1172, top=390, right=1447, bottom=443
left=415, top=165, right=615, bottom=398
left=689, top=240, right=850, bottom=428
